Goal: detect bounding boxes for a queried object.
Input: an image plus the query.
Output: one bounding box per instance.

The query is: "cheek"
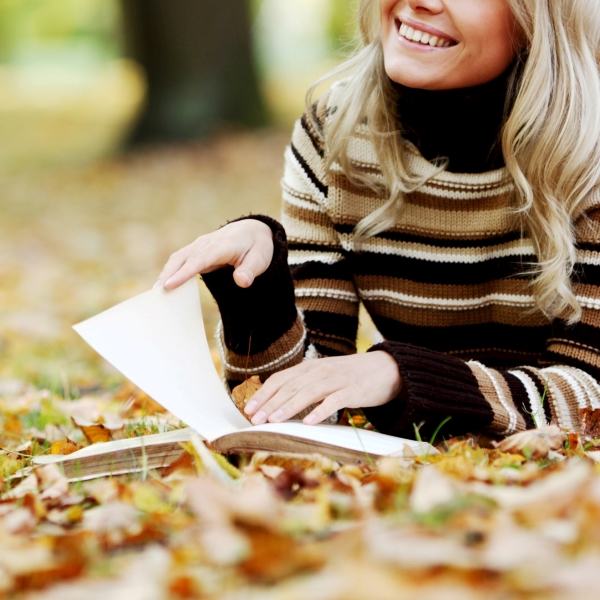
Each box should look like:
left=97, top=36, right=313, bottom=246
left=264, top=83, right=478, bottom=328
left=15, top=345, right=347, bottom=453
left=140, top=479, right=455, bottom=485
left=464, top=11, right=518, bottom=76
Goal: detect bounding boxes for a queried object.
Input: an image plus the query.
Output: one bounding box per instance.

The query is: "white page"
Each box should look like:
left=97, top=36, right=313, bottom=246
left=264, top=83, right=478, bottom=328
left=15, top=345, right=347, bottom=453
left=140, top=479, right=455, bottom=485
left=249, top=422, right=433, bottom=455
left=73, top=279, right=250, bottom=440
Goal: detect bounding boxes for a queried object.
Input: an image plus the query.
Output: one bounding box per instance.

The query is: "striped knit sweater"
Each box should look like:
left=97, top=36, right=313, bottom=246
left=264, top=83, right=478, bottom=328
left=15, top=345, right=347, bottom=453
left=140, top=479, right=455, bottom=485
left=203, top=86, right=600, bottom=439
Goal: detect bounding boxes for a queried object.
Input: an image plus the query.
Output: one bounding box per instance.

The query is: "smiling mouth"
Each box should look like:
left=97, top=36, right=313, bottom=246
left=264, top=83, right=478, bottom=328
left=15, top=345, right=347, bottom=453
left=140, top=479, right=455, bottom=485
left=396, top=20, right=457, bottom=48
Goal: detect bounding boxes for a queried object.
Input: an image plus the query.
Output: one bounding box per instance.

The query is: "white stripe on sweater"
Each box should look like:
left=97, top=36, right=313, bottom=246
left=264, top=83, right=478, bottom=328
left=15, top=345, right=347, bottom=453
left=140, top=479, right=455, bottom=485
left=288, top=250, right=344, bottom=265
left=469, top=361, right=517, bottom=435
left=360, top=289, right=535, bottom=310
left=340, top=239, right=536, bottom=263
left=509, top=369, right=549, bottom=428
left=216, top=315, right=306, bottom=375
left=295, top=288, right=359, bottom=302
left=542, top=367, right=590, bottom=410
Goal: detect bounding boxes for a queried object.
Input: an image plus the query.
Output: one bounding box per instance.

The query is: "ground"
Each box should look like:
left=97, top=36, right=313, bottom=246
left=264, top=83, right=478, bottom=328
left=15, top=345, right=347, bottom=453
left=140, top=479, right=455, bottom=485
left=3, top=107, right=600, bottom=598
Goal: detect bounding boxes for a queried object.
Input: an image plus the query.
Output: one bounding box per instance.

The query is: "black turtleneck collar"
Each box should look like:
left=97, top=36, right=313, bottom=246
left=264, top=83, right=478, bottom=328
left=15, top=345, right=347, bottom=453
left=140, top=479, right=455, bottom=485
left=392, top=69, right=512, bottom=173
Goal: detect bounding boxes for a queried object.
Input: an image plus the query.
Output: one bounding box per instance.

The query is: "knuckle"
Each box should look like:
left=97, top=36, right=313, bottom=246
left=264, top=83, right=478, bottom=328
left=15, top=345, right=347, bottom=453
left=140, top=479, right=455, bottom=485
left=282, top=380, right=302, bottom=396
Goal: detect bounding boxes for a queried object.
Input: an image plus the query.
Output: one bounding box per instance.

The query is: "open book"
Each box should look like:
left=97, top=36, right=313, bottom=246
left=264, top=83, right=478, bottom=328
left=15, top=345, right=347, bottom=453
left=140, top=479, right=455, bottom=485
left=33, top=279, right=434, bottom=479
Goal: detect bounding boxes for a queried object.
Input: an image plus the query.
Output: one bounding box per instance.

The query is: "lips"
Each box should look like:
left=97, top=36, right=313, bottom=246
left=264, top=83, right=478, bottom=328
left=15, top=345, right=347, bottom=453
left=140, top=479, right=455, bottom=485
left=395, top=19, right=457, bottom=48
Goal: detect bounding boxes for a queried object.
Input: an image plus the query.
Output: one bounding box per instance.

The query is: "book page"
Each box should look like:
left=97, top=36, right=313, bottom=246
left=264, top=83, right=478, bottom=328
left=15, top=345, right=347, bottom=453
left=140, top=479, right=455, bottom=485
left=248, top=422, right=435, bottom=456
left=73, top=278, right=250, bottom=440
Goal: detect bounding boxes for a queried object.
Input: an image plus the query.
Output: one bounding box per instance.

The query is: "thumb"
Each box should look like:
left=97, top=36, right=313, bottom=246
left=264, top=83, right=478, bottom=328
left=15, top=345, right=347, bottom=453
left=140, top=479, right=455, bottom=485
left=232, top=250, right=268, bottom=288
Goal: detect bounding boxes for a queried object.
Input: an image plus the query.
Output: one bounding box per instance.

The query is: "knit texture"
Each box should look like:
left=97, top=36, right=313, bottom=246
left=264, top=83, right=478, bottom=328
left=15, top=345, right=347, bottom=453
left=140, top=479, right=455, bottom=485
left=207, top=90, right=600, bottom=437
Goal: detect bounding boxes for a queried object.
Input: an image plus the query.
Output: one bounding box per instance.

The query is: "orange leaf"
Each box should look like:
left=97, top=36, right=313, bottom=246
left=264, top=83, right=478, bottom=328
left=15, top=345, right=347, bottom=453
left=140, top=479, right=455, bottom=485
left=580, top=407, right=600, bottom=440
left=232, top=376, right=262, bottom=420
left=3, top=417, right=23, bottom=439
left=79, top=424, right=113, bottom=444
left=49, top=439, right=82, bottom=456
left=162, top=450, right=196, bottom=478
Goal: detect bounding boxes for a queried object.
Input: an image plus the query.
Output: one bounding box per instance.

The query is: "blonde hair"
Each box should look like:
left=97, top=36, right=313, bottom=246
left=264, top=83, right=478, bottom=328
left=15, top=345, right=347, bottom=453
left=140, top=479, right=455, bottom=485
left=309, top=0, right=600, bottom=324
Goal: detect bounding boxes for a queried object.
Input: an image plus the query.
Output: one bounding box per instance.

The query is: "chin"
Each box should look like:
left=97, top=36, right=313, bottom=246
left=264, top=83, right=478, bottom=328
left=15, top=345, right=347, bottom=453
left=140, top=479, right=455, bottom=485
left=385, top=67, right=445, bottom=91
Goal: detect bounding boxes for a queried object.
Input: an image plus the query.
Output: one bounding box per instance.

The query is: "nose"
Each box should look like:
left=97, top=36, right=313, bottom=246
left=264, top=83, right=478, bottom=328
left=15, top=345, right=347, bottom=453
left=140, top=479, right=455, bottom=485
left=406, top=0, right=444, bottom=14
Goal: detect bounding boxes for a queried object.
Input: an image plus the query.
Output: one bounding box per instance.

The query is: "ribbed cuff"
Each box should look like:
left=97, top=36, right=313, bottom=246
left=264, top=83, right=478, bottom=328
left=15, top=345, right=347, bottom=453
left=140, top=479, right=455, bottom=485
left=202, top=215, right=297, bottom=356
left=362, top=342, right=494, bottom=439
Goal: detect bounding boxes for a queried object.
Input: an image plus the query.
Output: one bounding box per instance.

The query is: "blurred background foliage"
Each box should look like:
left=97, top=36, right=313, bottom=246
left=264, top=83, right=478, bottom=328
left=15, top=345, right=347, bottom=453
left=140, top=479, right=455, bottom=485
left=0, top=0, right=377, bottom=394
left=0, top=0, right=357, bottom=166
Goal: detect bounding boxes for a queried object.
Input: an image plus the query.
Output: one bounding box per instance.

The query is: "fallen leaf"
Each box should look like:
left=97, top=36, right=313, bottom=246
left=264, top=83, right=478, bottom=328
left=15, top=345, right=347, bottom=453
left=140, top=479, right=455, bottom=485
left=78, top=423, right=112, bottom=444
left=580, top=407, right=600, bottom=441
left=232, top=376, right=262, bottom=419
left=49, top=438, right=82, bottom=455
left=494, top=425, right=565, bottom=460
left=162, top=450, right=196, bottom=478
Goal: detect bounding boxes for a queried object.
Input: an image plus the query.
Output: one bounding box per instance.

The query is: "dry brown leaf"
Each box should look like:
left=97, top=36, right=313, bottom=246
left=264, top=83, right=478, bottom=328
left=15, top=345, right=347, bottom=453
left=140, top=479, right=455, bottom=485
left=232, top=376, right=262, bottom=419
left=78, top=423, right=113, bottom=444
left=117, top=381, right=166, bottom=415
left=494, top=425, right=565, bottom=460
left=249, top=451, right=337, bottom=474
left=162, top=450, right=196, bottom=478
left=580, top=407, right=600, bottom=441
left=49, top=438, right=83, bottom=456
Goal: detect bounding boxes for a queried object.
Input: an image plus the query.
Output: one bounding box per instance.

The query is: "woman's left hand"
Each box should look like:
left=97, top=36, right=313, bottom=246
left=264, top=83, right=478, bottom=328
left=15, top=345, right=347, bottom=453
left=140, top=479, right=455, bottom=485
left=244, top=351, right=402, bottom=426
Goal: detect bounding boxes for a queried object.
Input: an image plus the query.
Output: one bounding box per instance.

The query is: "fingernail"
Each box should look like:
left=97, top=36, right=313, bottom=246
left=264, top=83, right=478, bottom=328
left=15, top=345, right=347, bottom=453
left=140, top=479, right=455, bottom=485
left=164, top=276, right=175, bottom=287
left=237, top=270, right=251, bottom=287
left=270, top=409, right=284, bottom=422
left=244, top=400, right=257, bottom=414
left=153, top=280, right=163, bottom=289
left=252, top=411, right=267, bottom=425
left=304, top=413, right=317, bottom=425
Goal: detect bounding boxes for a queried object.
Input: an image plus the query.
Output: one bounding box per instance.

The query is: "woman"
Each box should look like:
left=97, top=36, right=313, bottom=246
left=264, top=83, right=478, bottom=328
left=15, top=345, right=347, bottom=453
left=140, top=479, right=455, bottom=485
left=155, top=0, right=600, bottom=438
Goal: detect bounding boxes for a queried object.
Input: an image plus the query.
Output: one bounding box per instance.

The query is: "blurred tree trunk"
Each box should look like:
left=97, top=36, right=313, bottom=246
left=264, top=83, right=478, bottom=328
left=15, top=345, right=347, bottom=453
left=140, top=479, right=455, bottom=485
left=121, top=0, right=267, bottom=144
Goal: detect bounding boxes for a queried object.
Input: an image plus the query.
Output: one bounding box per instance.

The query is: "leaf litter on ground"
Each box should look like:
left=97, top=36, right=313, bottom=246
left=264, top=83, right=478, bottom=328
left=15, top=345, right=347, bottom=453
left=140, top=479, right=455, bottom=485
left=3, top=137, right=600, bottom=597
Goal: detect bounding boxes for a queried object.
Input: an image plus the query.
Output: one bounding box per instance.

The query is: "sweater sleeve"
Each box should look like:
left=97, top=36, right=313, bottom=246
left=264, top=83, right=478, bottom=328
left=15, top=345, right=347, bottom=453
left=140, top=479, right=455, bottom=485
left=203, top=102, right=359, bottom=392
left=364, top=208, right=600, bottom=438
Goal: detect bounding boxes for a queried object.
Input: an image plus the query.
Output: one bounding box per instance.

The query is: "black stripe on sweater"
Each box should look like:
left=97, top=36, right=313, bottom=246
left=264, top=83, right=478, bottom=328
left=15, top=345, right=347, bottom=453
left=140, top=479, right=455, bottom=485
left=334, top=222, right=527, bottom=249
left=300, top=112, right=325, bottom=158
left=502, top=371, right=536, bottom=429
left=290, top=143, right=328, bottom=197
left=372, top=316, right=549, bottom=357
left=354, top=253, right=531, bottom=285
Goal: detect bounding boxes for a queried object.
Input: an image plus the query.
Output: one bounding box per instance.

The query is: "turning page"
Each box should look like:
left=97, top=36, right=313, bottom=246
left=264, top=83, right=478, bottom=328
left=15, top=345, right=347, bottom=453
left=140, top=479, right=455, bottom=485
left=73, top=278, right=249, bottom=440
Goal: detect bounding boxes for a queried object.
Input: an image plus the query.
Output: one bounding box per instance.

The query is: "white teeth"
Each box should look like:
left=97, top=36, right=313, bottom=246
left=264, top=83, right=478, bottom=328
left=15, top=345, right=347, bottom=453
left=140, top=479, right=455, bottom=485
left=398, top=22, right=453, bottom=48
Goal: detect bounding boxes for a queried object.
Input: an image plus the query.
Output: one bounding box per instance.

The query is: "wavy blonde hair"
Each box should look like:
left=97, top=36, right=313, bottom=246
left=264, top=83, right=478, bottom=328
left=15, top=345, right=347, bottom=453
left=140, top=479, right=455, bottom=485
left=309, top=0, right=600, bottom=324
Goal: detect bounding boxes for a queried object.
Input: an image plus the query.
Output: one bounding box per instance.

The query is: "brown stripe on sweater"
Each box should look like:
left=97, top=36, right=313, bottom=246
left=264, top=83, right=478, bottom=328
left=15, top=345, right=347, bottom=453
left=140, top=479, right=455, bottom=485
left=222, top=314, right=305, bottom=375
left=357, top=275, right=535, bottom=302
left=407, top=189, right=515, bottom=212
left=296, top=296, right=358, bottom=318
left=362, top=300, right=545, bottom=328
left=468, top=362, right=512, bottom=433
left=544, top=339, right=600, bottom=366
left=306, top=331, right=356, bottom=356
left=546, top=369, right=586, bottom=428
left=282, top=202, right=338, bottom=233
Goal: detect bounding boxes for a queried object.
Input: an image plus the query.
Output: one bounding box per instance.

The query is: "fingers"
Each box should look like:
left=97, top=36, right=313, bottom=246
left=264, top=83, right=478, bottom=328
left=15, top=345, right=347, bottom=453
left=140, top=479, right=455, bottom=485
left=243, top=362, right=313, bottom=418
left=245, top=362, right=341, bottom=426
left=303, top=392, right=346, bottom=425
left=161, top=241, right=222, bottom=290
left=155, top=220, right=274, bottom=290
left=243, top=353, right=402, bottom=427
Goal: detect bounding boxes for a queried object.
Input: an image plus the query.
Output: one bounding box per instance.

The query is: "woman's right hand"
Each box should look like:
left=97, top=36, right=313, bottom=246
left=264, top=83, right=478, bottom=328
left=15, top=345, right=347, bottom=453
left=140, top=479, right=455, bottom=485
left=154, top=219, right=274, bottom=290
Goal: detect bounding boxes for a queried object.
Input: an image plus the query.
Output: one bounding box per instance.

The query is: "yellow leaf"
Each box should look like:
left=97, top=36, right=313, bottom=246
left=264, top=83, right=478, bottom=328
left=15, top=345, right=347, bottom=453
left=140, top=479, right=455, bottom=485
left=79, top=424, right=113, bottom=444
left=49, top=439, right=82, bottom=455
